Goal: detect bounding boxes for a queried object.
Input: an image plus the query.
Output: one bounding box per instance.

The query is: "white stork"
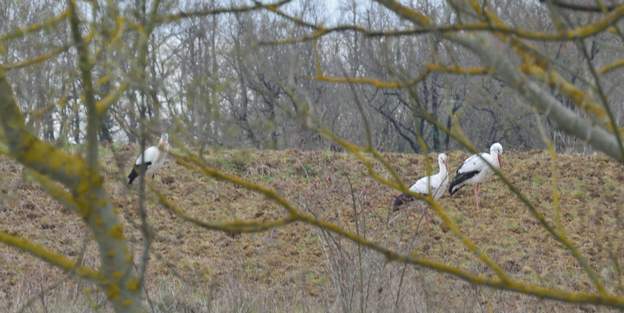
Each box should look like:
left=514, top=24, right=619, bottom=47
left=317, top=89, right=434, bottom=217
left=128, top=133, right=169, bottom=185
left=393, top=153, right=449, bottom=210
left=448, top=142, right=503, bottom=210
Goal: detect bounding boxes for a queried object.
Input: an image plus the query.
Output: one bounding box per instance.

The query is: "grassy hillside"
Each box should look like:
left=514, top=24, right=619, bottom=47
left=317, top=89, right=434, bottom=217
left=1, top=147, right=623, bottom=312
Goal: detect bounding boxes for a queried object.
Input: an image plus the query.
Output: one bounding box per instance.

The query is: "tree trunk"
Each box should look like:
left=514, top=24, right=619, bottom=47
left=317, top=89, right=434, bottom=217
left=431, top=74, right=440, bottom=151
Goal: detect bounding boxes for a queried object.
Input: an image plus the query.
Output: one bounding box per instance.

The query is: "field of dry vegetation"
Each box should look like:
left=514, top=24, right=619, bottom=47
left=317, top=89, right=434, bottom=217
left=1, top=147, right=623, bottom=312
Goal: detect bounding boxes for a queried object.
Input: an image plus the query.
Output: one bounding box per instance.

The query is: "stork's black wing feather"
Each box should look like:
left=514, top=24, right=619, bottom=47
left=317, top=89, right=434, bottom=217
left=448, top=170, right=479, bottom=195
left=128, top=162, right=152, bottom=185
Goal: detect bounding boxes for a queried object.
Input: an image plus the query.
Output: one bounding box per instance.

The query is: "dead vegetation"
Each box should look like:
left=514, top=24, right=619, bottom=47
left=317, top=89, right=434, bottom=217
left=1, top=147, right=623, bottom=312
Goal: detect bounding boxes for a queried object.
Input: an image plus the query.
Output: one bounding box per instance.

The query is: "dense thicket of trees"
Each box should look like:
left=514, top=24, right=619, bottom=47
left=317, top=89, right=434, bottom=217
left=3, top=0, right=620, bottom=153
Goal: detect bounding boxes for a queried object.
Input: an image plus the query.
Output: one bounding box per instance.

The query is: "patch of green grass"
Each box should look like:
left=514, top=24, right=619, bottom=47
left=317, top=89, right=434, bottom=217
left=321, top=150, right=334, bottom=162
left=211, top=149, right=253, bottom=174
left=291, top=163, right=318, bottom=178
left=258, top=174, right=275, bottom=183
left=531, top=175, right=545, bottom=187
left=603, top=176, right=617, bottom=192
left=243, top=259, right=263, bottom=276
left=505, top=219, right=522, bottom=233
left=572, top=182, right=587, bottom=200
left=452, top=211, right=465, bottom=225
left=305, top=271, right=327, bottom=286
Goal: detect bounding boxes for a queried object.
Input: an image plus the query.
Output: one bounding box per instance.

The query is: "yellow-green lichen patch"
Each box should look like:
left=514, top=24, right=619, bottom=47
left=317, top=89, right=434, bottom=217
left=112, top=271, right=123, bottom=280
left=126, top=278, right=140, bottom=291
left=106, top=283, right=120, bottom=300
left=108, top=224, right=125, bottom=240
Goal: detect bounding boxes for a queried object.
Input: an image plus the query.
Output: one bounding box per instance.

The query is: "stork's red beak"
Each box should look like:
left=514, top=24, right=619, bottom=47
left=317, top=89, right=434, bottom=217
left=498, top=155, right=503, bottom=168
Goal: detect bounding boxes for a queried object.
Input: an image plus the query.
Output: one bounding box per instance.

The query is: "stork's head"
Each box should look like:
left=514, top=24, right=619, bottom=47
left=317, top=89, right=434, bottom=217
left=490, top=142, right=503, bottom=167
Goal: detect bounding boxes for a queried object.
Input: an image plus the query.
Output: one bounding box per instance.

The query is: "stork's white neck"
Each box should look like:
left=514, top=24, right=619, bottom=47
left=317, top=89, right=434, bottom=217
left=490, top=152, right=501, bottom=167
left=158, top=141, right=169, bottom=152
left=438, top=159, right=448, bottom=176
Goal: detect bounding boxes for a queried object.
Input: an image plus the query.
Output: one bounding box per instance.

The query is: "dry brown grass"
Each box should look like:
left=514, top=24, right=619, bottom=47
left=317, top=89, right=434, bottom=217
left=0, top=147, right=623, bottom=312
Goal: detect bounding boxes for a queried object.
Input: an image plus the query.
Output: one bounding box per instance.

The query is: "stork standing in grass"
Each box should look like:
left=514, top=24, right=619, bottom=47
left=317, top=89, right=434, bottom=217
left=448, top=143, right=503, bottom=210
left=128, top=133, right=169, bottom=185
left=392, top=153, right=449, bottom=211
